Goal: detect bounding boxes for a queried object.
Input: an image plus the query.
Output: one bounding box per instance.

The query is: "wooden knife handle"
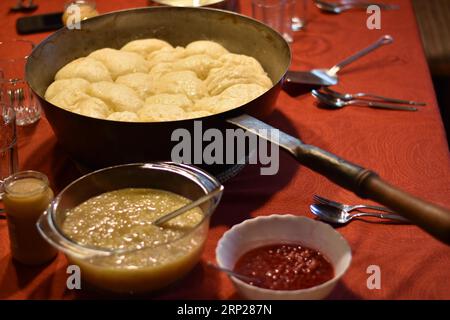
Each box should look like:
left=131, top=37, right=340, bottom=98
left=295, top=144, right=450, bottom=244
left=360, top=175, right=450, bottom=244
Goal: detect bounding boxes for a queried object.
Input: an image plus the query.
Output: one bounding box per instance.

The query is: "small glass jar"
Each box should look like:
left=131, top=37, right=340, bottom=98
left=2, top=171, right=57, bottom=265
left=62, top=0, right=99, bottom=27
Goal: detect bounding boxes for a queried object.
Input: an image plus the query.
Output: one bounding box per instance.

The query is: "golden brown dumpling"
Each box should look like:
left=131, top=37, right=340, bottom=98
left=90, top=81, right=143, bottom=112
left=54, top=57, right=112, bottom=82
left=89, top=48, right=149, bottom=79
left=120, top=39, right=173, bottom=56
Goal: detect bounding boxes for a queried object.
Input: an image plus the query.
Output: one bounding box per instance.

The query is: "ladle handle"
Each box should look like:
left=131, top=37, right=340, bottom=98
left=294, top=144, right=450, bottom=244
left=328, top=35, right=393, bottom=75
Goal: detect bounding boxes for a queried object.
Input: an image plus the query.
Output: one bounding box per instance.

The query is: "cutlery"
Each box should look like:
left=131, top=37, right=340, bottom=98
left=310, top=204, right=411, bottom=224
left=312, top=89, right=418, bottom=111
left=153, top=185, right=224, bottom=226
left=286, top=35, right=393, bottom=86
left=207, top=262, right=262, bottom=284
left=313, top=194, right=395, bottom=213
left=314, top=0, right=399, bottom=14
left=10, top=0, right=38, bottom=12
left=322, top=87, right=426, bottom=106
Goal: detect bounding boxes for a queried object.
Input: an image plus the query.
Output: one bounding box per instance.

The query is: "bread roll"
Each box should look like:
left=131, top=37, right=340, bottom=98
left=90, top=81, right=143, bottom=112
left=107, top=111, right=140, bottom=122
left=154, top=70, right=207, bottom=100
left=185, top=40, right=229, bottom=59
left=137, top=104, right=186, bottom=122
left=55, top=57, right=112, bottom=82
left=121, top=39, right=173, bottom=56
left=89, top=48, right=148, bottom=79
left=45, top=78, right=90, bottom=100
left=72, top=97, right=112, bottom=119
left=145, top=94, right=193, bottom=110
left=115, top=73, right=156, bottom=99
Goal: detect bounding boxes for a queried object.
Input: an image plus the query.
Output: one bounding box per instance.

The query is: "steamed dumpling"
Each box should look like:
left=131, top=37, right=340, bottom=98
left=172, top=54, right=222, bottom=80
left=89, top=48, right=148, bottom=79
left=144, top=94, right=193, bottom=110
left=107, top=111, right=140, bottom=122
left=185, top=40, right=229, bottom=59
left=146, top=47, right=186, bottom=70
left=72, top=97, right=112, bottom=119
left=45, top=78, right=90, bottom=100
left=48, top=91, right=90, bottom=111
left=90, top=81, right=143, bottom=112
left=205, top=65, right=272, bottom=95
left=194, top=84, right=267, bottom=114
left=121, top=39, right=173, bottom=56
left=55, top=57, right=112, bottom=82
left=115, top=73, right=156, bottom=99
left=137, top=104, right=186, bottom=122
left=219, top=53, right=265, bottom=74
left=153, top=70, right=207, bottom=100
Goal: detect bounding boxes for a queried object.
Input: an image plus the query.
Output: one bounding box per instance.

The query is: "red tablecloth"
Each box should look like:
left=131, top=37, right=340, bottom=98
left=1, top=0, right=449, bottom=300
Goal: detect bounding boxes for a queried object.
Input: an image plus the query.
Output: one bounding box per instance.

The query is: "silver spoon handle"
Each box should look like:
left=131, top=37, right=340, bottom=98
left=348, top=99, right=417, bottom=111
left=352, top=204, right=396, bottom=213
left=355, top=93, right=426, bottom=106
left=352, top=212, right=411, bottom=223
left=340, top=2, right=400, bottom=10
left=328, top=35, right=393, bottom=75
left=207, top=262, right=261, bottom=284
left=153, top=185, right=224, bottom=226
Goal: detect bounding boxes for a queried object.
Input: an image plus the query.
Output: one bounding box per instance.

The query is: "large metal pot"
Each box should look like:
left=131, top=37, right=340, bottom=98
left=26, top=7, right=290, bottom=172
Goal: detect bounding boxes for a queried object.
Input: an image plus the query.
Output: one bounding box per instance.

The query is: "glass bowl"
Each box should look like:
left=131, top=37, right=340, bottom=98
left=216, top=215, right=352, bottom=300
left=37, top=162, right=223, bottom=294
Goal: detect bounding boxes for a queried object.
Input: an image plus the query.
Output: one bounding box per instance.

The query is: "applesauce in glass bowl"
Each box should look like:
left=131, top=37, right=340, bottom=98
left=37, top=162, right=223, bottom=294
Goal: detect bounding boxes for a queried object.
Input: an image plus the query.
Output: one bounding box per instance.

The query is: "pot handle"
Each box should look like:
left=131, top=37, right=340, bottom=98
left=227, top=114, right=450, bottom=245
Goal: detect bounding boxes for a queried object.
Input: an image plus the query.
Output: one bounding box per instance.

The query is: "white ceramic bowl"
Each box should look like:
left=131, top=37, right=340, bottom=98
left=216, top=215, right=352, bottom=300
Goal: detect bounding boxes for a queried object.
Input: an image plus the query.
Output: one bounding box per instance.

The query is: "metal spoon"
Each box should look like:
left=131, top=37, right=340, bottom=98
left=286, top=35, right=393, bottom=86
left=312, top=89, right=418, bottom=111
left=322, top=87, right=426, bottom=106
left=207, top=262, right=262, bottom=285
left=153, top=185, right=224, bottom=226
left=310, top=204, right=410, bottom=224
left=314, top=0, right=399, bottom=14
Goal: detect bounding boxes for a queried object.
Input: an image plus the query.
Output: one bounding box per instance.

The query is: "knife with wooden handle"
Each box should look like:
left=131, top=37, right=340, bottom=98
left=228, top=114, right=450, bottom=245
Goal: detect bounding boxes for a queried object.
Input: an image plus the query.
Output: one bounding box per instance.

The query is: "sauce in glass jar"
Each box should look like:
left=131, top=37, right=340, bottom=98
left=3, top=171, right=57, bottom=265
left=234, top=243, right=334, bottom=290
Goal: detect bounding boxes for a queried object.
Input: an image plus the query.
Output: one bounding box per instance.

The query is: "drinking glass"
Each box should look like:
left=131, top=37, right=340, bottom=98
left=0, top=39, right=40, bottom=126
left=252, top=0, right=294, bottom=43
left=0, top=103, right=19, bottom=199
left=291, top=0, right=308, bottom=31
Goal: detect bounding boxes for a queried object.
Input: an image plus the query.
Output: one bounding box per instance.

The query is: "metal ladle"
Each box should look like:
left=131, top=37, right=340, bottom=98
left=286, top=35, right=394, bottom=86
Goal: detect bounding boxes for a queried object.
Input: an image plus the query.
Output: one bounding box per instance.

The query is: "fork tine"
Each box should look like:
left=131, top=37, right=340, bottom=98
left=313, top=195, right=342, bottom=207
